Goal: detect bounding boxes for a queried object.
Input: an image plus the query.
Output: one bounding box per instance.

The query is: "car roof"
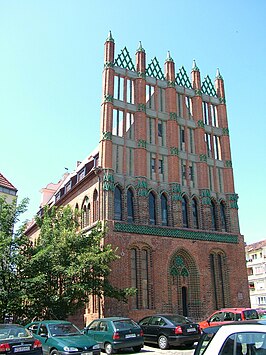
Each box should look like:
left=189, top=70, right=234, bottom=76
left=219, top=308, right=257, bottom=312
left=92, top=317, right=132, bottom=322
left=202, top=319, right=266, bottom=334
left=30, top=320, right=72, bottom=325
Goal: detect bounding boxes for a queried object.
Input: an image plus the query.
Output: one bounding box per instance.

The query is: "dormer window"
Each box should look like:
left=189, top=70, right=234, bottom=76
left=78, top=168, right=85, bottom=181
left=65, top=181, right=72, bottom=193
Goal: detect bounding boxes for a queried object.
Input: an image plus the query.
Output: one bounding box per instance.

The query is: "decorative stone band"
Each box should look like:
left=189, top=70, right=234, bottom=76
left=219, top=97, right=226, bottom=104
left=102, top=131, right=112, bottom=141
left=167, top=80, right=176, bottom=88
left=199, top=154, right=207, bottom=162
left=104, top=94, right=114, bottom=103
left=197, top=120, right=205, bottom=128
left=194, top=89, right=202, bottom=96
left=137, top=139, right=147, bottom=148
left=200, top=189, right=211, bottom=205
left=137, top=103, right=146, bottom=112
left=170, top=147, right=179, bottom=156
left=104, top=61, right=114, bottom=69
left=225, top=160, right=232, bottom=168
left=222, top=128, right=230, bottom=136
left=114, top=222, right=239, bottom=244
left=137, top=71, right=146, bottom=79
left=228, top=193, right=239, bottom=209
left=169, top=112, right=177, bottom=121
left=170, top=183, right=182, bottom=201
left=135, top=177, right=148, bottom=197
left=103, top=171, right=114, bottom=191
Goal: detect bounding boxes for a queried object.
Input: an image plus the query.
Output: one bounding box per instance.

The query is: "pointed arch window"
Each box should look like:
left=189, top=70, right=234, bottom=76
left=220, top=201, right=227, bottom=232
left=192, top=198, right=199, bottom=229
left=114, top=186, right=122, bottom=221
left=127, top=188, right=134, bottom=223
left=149, top=192, right=156, bottom=225
left=211, top=200, right=217, bottom=231
left=161, top=194, right=168, bottom=226
left=210, top=251, right=228, bottom=309
left=182, top=196, right=189, bottom=228
left=93, top=190, right=98, bottom=222
left=81, top=197, right=90, bottom=228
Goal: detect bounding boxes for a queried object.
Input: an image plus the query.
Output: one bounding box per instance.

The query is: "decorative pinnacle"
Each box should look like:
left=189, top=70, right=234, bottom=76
left=166, top=51, right=173, bottom=62
left=216, top=68, right=223, bottom=80
left=136, top=41, right=145, bottom=53
left=106, top=30, right=114, bottom=43
left=192, top=59, right=199, bottom=71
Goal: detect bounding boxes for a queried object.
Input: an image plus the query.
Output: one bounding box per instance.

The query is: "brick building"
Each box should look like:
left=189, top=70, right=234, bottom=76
left=26, top=32, right=250, bottom=326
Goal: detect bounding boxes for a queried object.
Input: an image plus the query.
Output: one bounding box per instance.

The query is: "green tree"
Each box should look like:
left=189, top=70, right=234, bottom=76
left=0, top=196, right=29, bottom=323
left=22, top=205, right=133, bottom=321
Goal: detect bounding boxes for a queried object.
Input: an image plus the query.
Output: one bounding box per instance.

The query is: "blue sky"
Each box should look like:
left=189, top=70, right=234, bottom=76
left=0, top=0, right=265, bottom=245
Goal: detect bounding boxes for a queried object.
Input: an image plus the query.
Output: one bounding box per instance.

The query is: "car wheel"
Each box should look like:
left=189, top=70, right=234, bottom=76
left=50, top=350, right=59, bottom=355
left=132, top=345, right=142, bottom=352
left=158, top=335, right=169, bottom=350
left=104, top=342, right=113, bottom=355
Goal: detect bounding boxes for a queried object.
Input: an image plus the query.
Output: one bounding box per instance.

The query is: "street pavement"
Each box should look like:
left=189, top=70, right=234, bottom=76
left=118, top=344, right=195, bottom=355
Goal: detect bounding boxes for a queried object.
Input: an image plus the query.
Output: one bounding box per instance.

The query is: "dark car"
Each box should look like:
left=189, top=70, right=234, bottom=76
left=84, top=317, right=144, bottom=354
left=0, top=324, right=42, bottom=355
left=138, top=314, right=201, bottom=350
left=25, top=320, right=100, bottom=355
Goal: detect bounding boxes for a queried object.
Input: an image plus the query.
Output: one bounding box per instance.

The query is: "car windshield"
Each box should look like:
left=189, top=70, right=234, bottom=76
left=194, top=331, right=217, bottom=355
left=0, top=325, right=32, bottom=340
left=243, top=310, right=259, bottom=320
left=113, top=320, right=138, bottom=330
left=165, top=315, right=192, bottom=324
left=48, top=323, right=81, bottom=336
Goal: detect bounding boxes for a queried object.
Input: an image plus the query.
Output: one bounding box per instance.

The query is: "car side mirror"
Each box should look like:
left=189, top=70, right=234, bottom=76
left=207, top=319, right=210, bottom=325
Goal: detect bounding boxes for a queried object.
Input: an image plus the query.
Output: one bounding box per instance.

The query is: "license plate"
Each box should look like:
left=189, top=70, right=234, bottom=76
left=125, top=334, right=136, bottom=338
left=14, top=346, right=31, bottom=352
left=187, top=328, right=196, bottom=332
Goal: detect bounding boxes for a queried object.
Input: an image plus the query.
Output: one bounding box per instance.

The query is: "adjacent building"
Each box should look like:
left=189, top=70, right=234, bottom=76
left=0, top=173, right=17, bottom=203
left=26, top=33, right=250, bottom=327
left=246, top=240, right=266, bottom=309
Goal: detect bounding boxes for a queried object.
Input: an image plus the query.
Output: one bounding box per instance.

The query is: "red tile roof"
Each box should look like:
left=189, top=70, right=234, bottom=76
left=246, top=239, right=266, bottom=251
left=0, top=173, right=17, bottom=191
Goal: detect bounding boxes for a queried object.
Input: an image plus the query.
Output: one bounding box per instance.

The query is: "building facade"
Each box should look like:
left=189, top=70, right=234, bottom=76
left=246, top=240, right=266, bottom=309
left=0, top=173, right=17, bottom=203
left=26, top=33, right=250, bottom=327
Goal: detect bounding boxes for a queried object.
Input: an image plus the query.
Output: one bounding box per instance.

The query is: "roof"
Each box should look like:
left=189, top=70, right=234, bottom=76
left=0, top=173, right=17, bottom=191
left=246, top=239, right=266, bottom=252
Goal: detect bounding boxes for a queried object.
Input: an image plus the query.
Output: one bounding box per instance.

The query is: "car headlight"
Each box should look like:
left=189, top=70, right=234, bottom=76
left=92, top=344, right=100, bottom=350
left=63, top=347, right=79, bottom=352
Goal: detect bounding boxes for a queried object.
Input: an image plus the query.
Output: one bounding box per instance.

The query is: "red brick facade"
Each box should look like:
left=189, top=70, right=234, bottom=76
left=27, top=33, right=250, bottom=328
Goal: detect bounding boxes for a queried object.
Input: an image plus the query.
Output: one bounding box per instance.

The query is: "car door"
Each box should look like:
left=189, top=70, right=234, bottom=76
left=86, top=321, right=100, bottom=342
left=144, top=316, right=161, bottom=343
left=36, top=324, right=50, bottom=355
left=87, top=320, right=108, bottom=348
left=207, top=311, right=224, bottom=327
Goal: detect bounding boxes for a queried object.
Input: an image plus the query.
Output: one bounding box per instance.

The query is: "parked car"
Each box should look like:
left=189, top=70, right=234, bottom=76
left=25, top=320, right=100, bottom=355
left=84, top=317, right=144, bottom=354
left=257, top=308, right=266, bottom=319
left=199, top=308, right=259, bottom=329
left=194, top=320, right=266, bottom=355
left=138, top=314, right=201, bottom=350
left=0, top=324, right=42, bottom=355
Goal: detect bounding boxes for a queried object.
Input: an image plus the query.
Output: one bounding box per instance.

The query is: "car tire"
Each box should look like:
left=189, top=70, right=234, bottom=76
left=132, top=345, right=142, bottom=352
left=158, top=335, right=169, bottom=350
left=104, top=342, right=113, bottom=355
left=50, top=350, right=59, bottom=355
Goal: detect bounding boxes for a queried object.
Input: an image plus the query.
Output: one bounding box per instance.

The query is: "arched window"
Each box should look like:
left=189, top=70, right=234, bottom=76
left=192, top=198, right=199, bottom=229
left=114, top=186, right=122, bottom=221
left=182, top=196, right=188, bottom=228
left=161, top=194, right=168, bottom=226
left=127, top=188, right=134, bottom=223
left=149, top=191, right=156, bottom=225
left=210, top=251, right=228, bottom=309
left=211, top=200, right=217, bottom=231
left=93, top=190, right=98, bottom=222
left=220, top=202, right=227, bottom=232
left=81, top=197, right=89, bottom=228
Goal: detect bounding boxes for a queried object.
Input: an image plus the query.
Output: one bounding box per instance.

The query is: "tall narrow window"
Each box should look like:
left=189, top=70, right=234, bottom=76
left=185, top=96, right=192, bottom=118
left=220, top=202, right=227, bottom=232
left=158, top=87, right=165, bottom=112
left=126, top=112, right=134, bottom=140
left=177, top=93, right=182, bottom=117
left=202, top=102, right=208, bottom=125
left=127, top=188, right=134, bottom=223
left=180, top=127, right=185, bottom=151
left=205, top=133, right=212, bottom=157
left=161, top=194, right=168, bottom=226
left=146, top=85, right=155, bottom=109
left=211, top=105, right=218, bottom=127
left=114, top=75, right=124, bottom=101
left=93, top=190, right=98, bottom=222
left=149, top=192, right=156, bottom=225
left=141, top=250, right=149, bottom=308
left=126, top=79, right=134, bottom=104
left=131, top=249, right=138, bottom=309
left=182, top=196, right=189, bottom=228
left=211, top=200, right=217, bottom=231
left=213, top=135, right=222, bottom=160
left=114, top=186, right=122, bottom=221
left=210, top=252, right=227, bottom=309
left=192, top=198, right=199, bottom=229
left=112, top=109, right=124, bottom=137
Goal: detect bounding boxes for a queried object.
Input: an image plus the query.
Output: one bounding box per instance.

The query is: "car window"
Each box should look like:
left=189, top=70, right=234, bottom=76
left=114, top=319, right=138, bottom=330
left=88, top=321, right=100, bottom=331
left=38, top=324, right=48, bottom=336
left=149, top=317, right=161, bottom=326
left=99, top=321, right=108, bottom=332
left=48, top=323, right=80, bottom=336
left=243, top=309, right=259, bottom=320
left=139, top=317, right=150, bottom=326
left=194, top=331, right=216, bottom=355
left=165, top=315, right=191, bottom=324
left=27, top=324, right=39, bottom=334
left=223, top=312, right=234, bottom=321
left=158, top=318, right=167, bottom=326
left=210, top=312, right=223, bottom=322
left=0, top=325, right=31, bottom=340
left=219, top=332, right=266, bottom=355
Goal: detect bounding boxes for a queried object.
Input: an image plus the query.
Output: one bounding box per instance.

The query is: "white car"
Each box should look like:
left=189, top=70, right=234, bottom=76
left=194, top=320, right=266, bottom=354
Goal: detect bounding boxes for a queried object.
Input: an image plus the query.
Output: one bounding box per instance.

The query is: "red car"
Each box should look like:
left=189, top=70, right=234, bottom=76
left=199, top=308, right=259, bottom=329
